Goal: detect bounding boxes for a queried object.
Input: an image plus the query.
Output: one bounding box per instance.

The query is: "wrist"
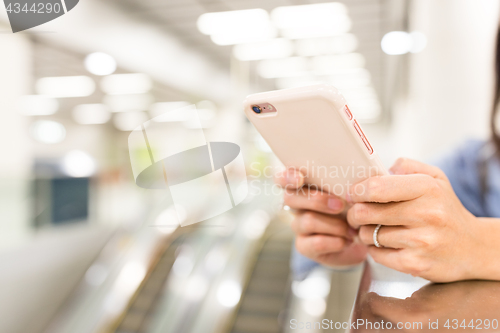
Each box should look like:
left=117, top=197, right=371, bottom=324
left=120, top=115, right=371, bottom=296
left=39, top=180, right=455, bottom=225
left=467, top=218, right=500, bottom=281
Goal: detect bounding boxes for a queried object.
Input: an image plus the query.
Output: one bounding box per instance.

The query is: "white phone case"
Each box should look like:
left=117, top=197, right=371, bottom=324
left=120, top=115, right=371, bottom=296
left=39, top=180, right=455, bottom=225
left=243, top=84, right=388, bottom=196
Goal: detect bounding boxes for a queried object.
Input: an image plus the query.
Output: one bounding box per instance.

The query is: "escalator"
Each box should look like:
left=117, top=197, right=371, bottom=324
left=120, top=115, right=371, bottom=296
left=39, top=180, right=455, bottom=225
left=43, top=189, right=361, bottom=333
left=226, top=223, right=294, bottom=333
left=111, top=232, right=187, bottom=333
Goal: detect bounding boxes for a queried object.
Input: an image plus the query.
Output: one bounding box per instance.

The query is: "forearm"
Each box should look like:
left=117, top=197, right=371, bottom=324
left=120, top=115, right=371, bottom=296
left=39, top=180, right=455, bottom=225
left=471, top=218, right=500, bottom=281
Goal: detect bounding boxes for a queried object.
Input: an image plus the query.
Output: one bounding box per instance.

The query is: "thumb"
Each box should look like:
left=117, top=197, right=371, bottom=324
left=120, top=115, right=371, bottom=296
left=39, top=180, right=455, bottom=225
left=389, top=158, right=447, bottom=180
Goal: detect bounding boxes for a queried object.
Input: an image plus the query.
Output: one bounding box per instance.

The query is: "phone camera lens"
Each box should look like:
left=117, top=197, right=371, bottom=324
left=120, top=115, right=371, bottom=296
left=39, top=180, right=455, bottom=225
left=252, top=105, right=262, bottom=114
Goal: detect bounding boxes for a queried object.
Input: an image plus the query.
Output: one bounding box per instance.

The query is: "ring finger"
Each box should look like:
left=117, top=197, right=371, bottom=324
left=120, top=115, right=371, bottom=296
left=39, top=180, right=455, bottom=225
left=358, top=225, right=410, bottom=249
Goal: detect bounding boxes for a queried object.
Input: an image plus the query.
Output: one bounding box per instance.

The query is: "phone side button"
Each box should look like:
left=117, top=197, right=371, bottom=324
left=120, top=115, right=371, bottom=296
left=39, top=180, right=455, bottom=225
left=344, top=105, right=353, bottom=120
left=362, top=137, right=374, bottom=155
left=353, top=119, right=363, bottom=137
left=353, top=120, right=374, bottom=155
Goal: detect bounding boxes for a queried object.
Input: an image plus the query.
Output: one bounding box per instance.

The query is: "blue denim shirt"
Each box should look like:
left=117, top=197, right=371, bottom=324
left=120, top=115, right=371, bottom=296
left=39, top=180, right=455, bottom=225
left=291, top=140, right=500, bottom=279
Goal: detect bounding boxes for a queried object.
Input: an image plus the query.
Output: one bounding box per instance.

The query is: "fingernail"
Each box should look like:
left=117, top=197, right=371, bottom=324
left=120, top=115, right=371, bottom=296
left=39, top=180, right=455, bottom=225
left=327, top=198, right=344, bottom=211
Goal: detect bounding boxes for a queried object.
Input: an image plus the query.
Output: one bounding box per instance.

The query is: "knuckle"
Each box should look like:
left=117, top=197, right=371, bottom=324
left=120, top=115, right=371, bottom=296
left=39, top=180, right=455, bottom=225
left=395, top=157, right=408, bottom=166
left=425, top=176, right=443, bottom=195
left=401, top=255, right=430, bottom=276
left=393, top=157, right=409, bottom=171
left=300, top=212, right=317, bottom=233
left=429, top=205, right=447, bottom=225
left=312, top=236, right=327, bottom=253
left=352, top=203, right=369, bottom=223
left=365, top=177, right=383, bottom=199
left=405, top=228, right=440, bottom=252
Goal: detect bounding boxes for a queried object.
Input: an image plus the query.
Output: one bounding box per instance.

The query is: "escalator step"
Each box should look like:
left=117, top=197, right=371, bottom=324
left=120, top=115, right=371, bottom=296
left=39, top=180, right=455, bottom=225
left=232, top=314, right=281, bottom=333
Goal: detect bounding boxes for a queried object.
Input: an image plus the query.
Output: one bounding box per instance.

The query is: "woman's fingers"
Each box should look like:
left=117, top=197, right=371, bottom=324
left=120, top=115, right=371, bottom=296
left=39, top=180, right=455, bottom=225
left=295, top=234, right=349, bottom=258
left=285, top=187, right=345, bottom=215
left=276, top=168, right=345, bottom=214
left=275, top=168, right=305, bottom=190
left=348, top=174, right=434, bottom=204
left=291, top=211, right=352, bottom=238
left=347, top=201, right=420, bottom=229
left=368, top=247, right=430, bottom=277
left=358, top=225, right=409, bottom=249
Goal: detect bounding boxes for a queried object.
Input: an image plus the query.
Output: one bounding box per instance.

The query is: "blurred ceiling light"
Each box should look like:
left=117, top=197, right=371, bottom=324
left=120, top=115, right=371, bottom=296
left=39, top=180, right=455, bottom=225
left=217, top=280, right=242, bottom=307
left=271, top=3, right=351, bottom=39
left=381, top=31, right=412, bottom=55
left=84, top=52, right=117, bottom=76
left=113, top=111, right=148, bottom=131
left=381, top=31, right=428, bottom=55
left=36, top=76, right=95, bottom=98
left=211, top=27, right=276, bottom=46
left=274, top=73, right=371, bottom=91
left=257, top=57, right=308, bottom=78
left=18, top=95, right=59, bottom=116
left=104, top=93, right=153, bottom=112
left=30, top=120, right=66, bottom=144
left=295, top=34, right=358, bottom=57
left=409, top=31, right=427, bottom=53
left=72, top=104, right=111, bottom=125
left=233, top=39, right=293, bottom=61
left=62, top=150, right=96, bottom=177
left=275, top=76, right=323, bottom=90
left=149, top=101, right=190, bottom=119
left=311, top=53, right=365, bottom=74
left=325, top=73, right=371, bottom=89
left=100, top=73, right=152, bottom=95
left=197, top=9, right=276, bottom=45
left=258, top=53, right=364, bottom=79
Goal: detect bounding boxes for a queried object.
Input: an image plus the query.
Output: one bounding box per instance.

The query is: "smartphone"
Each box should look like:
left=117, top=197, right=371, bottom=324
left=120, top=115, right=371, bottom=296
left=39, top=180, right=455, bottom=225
left=243, top=84, right=388, bottom=196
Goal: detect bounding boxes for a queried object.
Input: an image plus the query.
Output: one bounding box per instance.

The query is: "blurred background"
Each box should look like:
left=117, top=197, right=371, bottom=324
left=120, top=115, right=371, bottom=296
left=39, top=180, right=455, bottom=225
left=0, top=0, right=499, bottom=332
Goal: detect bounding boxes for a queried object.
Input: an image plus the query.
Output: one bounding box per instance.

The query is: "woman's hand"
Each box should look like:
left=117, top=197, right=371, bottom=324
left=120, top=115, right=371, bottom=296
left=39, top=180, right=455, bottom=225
left=276, top=169, right=368, bottom=268
left=347, top=158, right=483, bottom=282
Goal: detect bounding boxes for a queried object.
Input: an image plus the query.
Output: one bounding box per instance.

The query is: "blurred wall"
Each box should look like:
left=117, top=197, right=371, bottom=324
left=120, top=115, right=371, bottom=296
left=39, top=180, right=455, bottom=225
left=0, top=225, right=113, bottom=333
left=368, top=0, right=499, bottom=166
left=0, top=26, right=33, bottom=248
